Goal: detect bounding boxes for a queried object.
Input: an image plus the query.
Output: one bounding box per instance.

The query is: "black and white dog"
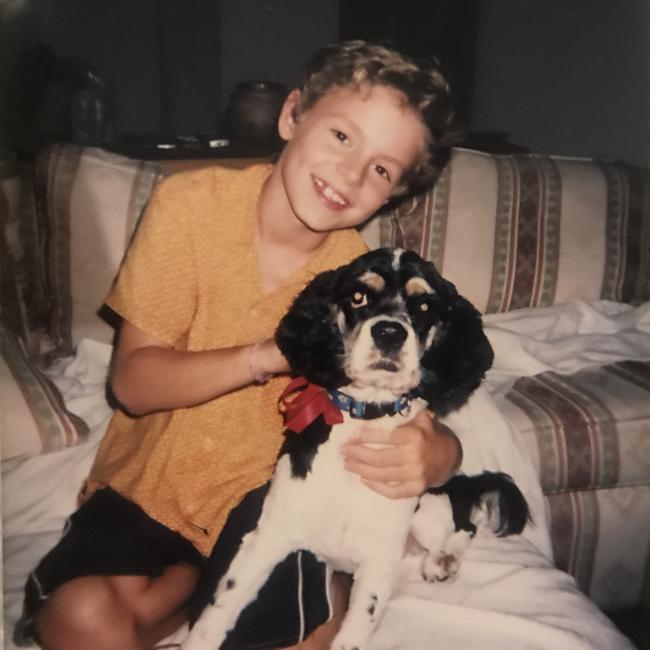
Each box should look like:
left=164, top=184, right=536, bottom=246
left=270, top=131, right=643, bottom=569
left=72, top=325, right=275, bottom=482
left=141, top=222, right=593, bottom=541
left=184, top=248, right=528, bottom=650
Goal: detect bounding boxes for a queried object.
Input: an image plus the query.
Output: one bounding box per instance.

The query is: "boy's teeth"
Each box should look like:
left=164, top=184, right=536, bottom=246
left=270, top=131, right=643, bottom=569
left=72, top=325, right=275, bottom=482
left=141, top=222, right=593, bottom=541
left=322, top=184, right=346, bottom=205
left=314, top=177, right=346, bottom=205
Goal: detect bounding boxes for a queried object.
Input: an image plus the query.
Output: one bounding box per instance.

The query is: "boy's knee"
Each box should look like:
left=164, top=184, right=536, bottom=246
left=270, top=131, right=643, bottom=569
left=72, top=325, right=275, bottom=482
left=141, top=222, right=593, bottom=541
left=36, top=577, right=138, bottom=648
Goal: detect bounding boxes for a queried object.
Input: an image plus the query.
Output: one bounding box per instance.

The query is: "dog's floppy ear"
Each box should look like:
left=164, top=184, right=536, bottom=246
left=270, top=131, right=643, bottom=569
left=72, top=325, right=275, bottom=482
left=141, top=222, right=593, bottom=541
left=275, top=268, right=348, bottom=387
left=418, top=265, right=494, bottom=417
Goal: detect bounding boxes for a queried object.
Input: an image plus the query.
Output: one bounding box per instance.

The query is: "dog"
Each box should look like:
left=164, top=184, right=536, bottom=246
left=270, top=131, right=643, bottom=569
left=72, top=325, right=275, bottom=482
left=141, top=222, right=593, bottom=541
left=183, top=248, right=529, bottom=650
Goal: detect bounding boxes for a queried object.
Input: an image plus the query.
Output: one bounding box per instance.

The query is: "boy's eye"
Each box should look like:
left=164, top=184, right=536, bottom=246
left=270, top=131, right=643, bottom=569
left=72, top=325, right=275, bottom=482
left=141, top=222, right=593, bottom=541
left=375, top=165, right=391, bottom=181
left=333, top=130, right=349, bottom=145
left=351, top=290, right=369, bottom=308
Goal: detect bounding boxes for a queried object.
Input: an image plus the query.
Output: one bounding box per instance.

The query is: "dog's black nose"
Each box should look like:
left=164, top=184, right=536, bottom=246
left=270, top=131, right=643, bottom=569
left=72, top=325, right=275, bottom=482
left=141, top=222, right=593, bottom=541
left=371, top=320, right=407, bottom=351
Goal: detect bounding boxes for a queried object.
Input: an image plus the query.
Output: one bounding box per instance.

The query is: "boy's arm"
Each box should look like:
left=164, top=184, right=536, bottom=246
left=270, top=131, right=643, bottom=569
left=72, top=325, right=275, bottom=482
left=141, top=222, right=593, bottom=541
left=110, top=320, right=289, bottom=416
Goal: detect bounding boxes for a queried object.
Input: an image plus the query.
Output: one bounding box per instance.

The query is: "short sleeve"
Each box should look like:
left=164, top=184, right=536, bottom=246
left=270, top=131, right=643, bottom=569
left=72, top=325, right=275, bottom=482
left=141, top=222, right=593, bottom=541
left=106, top=176, right=198, bottom=346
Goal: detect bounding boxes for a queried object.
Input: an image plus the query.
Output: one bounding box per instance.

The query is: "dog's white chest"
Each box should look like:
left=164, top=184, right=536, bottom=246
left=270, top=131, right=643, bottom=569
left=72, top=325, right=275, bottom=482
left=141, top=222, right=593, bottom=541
left=265, top=414, right=419, bottom=572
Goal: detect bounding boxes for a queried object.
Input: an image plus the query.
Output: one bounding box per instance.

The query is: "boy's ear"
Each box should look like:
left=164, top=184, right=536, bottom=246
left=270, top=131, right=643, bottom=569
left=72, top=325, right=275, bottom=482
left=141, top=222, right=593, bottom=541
left=278, top=89, right=302, bottom=141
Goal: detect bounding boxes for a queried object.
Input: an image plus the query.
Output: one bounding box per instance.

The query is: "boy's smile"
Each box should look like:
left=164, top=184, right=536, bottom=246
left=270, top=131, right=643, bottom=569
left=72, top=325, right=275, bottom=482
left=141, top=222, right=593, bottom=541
left=312, top=175, right=348, bottom=210
left=268, top=84, right=427, bottom=237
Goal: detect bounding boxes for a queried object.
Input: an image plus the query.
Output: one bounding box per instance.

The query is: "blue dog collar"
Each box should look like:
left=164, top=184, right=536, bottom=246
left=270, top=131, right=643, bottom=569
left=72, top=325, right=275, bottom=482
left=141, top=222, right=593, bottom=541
left=327, top=389, right=414, bottom=419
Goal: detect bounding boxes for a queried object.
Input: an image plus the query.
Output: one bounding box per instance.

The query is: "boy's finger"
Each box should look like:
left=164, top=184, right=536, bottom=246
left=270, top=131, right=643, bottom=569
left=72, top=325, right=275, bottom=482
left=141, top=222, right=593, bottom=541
left=343, top=456, right=411, bottom=482
left=342, top=442, right=408, bottom=468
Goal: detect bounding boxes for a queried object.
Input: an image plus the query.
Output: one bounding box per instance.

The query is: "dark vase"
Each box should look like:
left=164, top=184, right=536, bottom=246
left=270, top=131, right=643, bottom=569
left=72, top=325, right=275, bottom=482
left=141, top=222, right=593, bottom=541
left=225, top=81, right=288, bottom=149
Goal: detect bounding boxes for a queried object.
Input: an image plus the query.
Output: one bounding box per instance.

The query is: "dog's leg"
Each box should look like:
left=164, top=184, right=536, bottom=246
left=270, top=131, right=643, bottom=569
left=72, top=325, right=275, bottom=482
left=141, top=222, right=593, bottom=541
left=182, top=528, right=291, bottom=650
left=410, top=492, right=461, bottom=582
left=331, top=559, right=399, bottom=650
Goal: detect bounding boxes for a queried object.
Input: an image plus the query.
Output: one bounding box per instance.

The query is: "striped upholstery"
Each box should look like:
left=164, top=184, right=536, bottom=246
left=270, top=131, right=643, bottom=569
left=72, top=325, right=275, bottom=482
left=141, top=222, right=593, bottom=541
left=360, top=148, right=650, bottom=610
left=0, top=162, right=45, bottom=357
left=497, top=361, right=650, bottom=610
left=0, top=323, right=88, bottom=459
left=30, top=145, right=161, bottom=357
left=545, top=486, right=650, bottom=611
left=502, top=361, right=650, bottom=495
left=371, top=148, right=650, bottom=314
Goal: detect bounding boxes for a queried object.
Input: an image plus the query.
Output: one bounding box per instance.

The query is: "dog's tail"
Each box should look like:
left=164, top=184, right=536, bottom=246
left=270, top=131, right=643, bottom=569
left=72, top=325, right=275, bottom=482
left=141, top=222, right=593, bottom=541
left=428, top=471, right=531, bottom=537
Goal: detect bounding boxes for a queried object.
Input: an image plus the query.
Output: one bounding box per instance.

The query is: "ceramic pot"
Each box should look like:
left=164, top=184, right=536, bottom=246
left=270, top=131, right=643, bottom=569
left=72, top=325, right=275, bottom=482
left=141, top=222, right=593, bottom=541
left=225, top=81, right=287, bottom=148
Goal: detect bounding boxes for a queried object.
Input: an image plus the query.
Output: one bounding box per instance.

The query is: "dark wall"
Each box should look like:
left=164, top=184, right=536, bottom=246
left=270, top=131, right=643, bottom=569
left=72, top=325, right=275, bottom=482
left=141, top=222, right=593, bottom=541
left=1, top=0, right=338, bottom=156
left=1, top=0, right=164, bottom=151
left=220, top=0, right=339, bottom=117
left=472, top=0, right=650, bottom=166
left=2, top=0, right=646, bottom=165
left=340, top=0, right=478, bottom=126
left=153, top=0, right=222, bottom=136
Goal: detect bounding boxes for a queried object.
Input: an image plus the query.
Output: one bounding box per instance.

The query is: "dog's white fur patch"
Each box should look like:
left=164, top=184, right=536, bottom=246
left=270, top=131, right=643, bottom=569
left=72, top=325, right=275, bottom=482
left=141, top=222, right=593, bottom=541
left=391, top=248, right=404, bottom=270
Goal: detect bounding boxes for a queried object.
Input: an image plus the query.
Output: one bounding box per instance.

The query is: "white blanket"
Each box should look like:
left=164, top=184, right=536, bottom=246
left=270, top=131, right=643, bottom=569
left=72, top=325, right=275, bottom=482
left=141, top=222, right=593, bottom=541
left=4, top=301, right=646, bottom=649
left=485, top=299, right=650, bottom=395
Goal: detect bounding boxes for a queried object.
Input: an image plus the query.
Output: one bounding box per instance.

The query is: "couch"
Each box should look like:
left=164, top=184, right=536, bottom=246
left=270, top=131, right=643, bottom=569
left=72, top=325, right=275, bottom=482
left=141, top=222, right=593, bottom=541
left=1, top=143, right=648, bottom=648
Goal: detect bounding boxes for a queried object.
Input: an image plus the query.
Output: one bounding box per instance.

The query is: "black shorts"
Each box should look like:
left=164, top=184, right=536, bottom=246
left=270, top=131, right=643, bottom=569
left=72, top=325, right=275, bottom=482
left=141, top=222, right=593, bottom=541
left=15, top=486, right=331, bottom=650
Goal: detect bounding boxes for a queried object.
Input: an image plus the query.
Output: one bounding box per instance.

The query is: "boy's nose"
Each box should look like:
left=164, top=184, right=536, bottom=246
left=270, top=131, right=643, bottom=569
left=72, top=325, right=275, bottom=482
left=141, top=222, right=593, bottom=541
left=337, top=156, right=364, bottom=186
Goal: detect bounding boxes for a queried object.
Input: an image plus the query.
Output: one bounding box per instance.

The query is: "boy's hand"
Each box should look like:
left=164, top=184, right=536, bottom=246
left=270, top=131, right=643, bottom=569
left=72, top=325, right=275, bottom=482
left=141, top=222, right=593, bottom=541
left=341, top=409, right=462, bottom=499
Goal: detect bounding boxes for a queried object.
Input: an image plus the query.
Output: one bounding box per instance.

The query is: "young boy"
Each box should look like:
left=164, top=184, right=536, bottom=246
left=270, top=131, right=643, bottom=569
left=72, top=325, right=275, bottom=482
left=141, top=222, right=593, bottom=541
left=17, top=40, right=461, bottom=650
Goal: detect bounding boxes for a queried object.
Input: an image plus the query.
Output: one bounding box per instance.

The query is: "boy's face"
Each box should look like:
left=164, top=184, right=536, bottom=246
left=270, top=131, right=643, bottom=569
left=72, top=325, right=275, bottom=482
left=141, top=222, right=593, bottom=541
left=275, top=84, right=426, bottom=233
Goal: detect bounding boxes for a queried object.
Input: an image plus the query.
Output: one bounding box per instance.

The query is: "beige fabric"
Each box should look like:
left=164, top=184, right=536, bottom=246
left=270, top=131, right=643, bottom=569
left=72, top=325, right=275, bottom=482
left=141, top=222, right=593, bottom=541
left=64, top=148, right=161, bottom=346
left=0, top=324, right=88, bottom=459
left=553, top=159, right=608, bottom=302
left=26, top=145, right=161, bottom=357
left=378, top=148, right=650, bottom=313
left=500, top=361, right=650, bottom=494
left=0, top=169, right=44, bottom=354
left=0, top=352, right=42, bottom=459
left=437, top=150, right=498, bottom=309
left=546, top=486, right=650, bottom=610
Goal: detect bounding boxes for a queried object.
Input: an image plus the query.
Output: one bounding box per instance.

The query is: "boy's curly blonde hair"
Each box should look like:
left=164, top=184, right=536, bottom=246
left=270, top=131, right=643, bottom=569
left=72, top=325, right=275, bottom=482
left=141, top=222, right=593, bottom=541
left=295, top=40, right=461, bottom=195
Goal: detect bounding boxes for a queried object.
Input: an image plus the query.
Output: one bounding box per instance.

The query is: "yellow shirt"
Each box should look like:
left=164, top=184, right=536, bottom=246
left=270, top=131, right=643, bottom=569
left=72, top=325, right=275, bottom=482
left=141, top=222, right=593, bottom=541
left=84, top=163, right=368, bottom=555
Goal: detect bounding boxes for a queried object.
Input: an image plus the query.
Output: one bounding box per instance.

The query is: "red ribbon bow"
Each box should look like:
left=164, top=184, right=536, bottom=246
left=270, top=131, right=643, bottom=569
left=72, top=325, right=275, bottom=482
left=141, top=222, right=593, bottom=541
left=279, top=377, right=344, bottom=434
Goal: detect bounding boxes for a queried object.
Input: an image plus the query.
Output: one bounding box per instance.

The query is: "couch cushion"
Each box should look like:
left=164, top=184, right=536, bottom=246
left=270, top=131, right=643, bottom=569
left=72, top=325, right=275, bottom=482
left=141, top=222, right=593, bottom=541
left=32, top=144, right=161, bottom=356
left=0, top=324, right=89, bottom=459
left=0, top=162, right=47, bottom=356
left=497, top=360, right=650, bottom=494
left=545, top=485, right=650, bottom=611
left=372, top=148, right=650, bottom=313
left=496, top=360, right=650, bottom=610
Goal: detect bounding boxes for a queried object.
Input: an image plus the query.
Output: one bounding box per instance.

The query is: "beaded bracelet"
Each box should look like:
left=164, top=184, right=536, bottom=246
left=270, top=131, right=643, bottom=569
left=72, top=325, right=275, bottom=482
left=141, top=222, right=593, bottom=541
left=249, top=341, right=273, bottom=385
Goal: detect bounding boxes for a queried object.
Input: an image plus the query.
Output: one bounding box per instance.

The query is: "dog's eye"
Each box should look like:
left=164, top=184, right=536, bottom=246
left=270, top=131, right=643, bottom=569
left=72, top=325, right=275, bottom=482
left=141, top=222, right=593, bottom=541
left=419, top=300, right=430, bottom=312
left=351, top=291, right=368, bottom=308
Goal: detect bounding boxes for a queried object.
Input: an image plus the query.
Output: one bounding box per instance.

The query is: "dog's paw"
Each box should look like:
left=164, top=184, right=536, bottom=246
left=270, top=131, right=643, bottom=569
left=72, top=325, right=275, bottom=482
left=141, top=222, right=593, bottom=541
left=421, top=550, right=460, bottom=582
